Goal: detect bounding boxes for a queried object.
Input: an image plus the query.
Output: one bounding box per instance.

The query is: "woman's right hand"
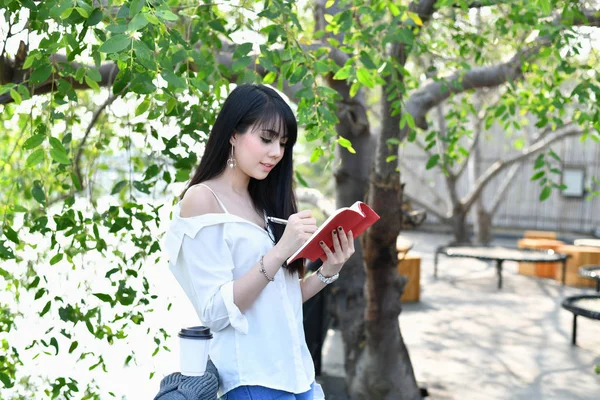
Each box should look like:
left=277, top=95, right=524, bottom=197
left=273, top=210, right=317, bottom=259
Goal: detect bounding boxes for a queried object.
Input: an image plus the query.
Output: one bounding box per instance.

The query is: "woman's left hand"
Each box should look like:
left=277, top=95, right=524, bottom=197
left=319, top=227, right=355, bottom=276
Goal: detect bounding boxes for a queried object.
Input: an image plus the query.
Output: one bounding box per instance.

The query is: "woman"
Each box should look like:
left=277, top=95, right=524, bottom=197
left=164, top=84, right=354, bottom=399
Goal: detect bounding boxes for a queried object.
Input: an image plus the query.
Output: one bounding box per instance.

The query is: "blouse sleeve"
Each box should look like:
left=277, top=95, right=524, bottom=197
left=166, top=220, right=248, bottom=334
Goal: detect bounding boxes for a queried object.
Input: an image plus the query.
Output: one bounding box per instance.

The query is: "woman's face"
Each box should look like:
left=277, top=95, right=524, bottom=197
left=230, top=123, right=287, bottom=180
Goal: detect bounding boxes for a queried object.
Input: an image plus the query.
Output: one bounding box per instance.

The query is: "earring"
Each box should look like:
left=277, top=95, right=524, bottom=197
left=227, top=146, right=237, bottom=169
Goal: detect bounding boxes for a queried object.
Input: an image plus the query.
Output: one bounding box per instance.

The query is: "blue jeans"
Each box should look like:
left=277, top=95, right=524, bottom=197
left=224, top=381, right=315, bottom=400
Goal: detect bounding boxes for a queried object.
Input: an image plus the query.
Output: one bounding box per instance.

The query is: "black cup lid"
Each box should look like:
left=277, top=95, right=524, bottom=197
left=178, top=326, right=213, bottom=339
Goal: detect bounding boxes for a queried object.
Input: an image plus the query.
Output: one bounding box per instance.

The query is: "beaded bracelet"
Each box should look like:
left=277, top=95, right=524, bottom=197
left=259, top=255, right=275, bottom=282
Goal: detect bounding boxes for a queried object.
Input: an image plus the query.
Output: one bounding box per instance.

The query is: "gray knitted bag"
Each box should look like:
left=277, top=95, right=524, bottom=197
left=153, top=360, right=219, bottom=400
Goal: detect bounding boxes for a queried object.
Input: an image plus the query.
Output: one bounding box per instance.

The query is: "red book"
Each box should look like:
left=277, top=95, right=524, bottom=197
left=287, top=201, right=380, bottom=264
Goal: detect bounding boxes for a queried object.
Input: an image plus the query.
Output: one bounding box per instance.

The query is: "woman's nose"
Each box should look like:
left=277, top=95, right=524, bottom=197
left=268, top=142, right=283, bottom=158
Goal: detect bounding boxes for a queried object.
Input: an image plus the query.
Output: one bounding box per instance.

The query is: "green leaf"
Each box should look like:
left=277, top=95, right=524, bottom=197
left=25, top=148, right=45, bottom=168
left=233, top=42, right=253, bottom=59
left=426, top=154, right=440, bottom=169
left=3, top=225, right=19, bottom=244
left=494, top=105, right=506, bottom=117
left=93, top=293, right=114, bottom=304
left=325, top=0, right=335, bottom=8
left=531, top=171, right=545, bottom=181
left=349, top=81, right=360, bottom=98
left=386, top=155, right=398, bottom=162
left=30, top=64, right=53, bottom=85
left=388, top=2, right=400, bottom=17
left=295, top=171, right=309, bottom=188
left=49, top=337, right=59, bottom=355
left=231, top=56, right=251, bottom=72
left=128, top=13, right=149, bottom=31
left=155, top=9, right=179, bottom=21
left=98, top=34, right=131, bottom=53
left=549, top=149, right=561, bottom=161
left=356, top=67, right=374, bottom=88
left=0, top=371, right=13, bottom=389
left=34, top=288, right=45, bottom=300
left=10, top=89, right=22, bottom=104
left=135, top=97, right=151, bottom=116
left=75, top=7, right=89, bottom=18
left=130, top=0, right=145, bottom=16
left=50, top=147, right=71, bottom=165
left=161, top=71, right=186, bottom=89
left=84, top=75, right=100, bottom=93
left=40, top=301, right=51, bottom=317
left=71, top=172, right=82, bottom=191
left=359, top=51, right=377, bottom=69
left=337, top=136, right=356, bottom=153
left=513, top=137, right=525, bottom=150
left=23, top=135, right=46, bottom=150
left=50, top=253, right=63, bottom=265
left=539, top=186, right=552, bottom=201
left=32, top=181, right=46, bottom=205
left=262, top=71, right=277, bottom=84
left=538, top=0, right=551, bottom=14
left=400, top=113, right=415, bottom=129
left=332, top=65, right=351, bottom=80
left=407, top=11, right=423, bottom=26
left=310, top=147, right=324, bottom=163
left=133, top=181, right=150, bottom=194
left=144, top=13, right=160, bottom=24
left=111, top=180, right=128, bottom=195
left=60, top=7, right=74, bottom=19
left=533, top=155, right=545, bottom=169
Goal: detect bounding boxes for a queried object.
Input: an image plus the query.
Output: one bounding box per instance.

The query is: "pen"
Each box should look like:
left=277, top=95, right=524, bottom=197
left=267, top=216, right=288, bottom=225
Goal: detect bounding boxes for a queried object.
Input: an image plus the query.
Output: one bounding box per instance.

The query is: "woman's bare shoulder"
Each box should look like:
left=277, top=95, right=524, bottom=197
left=180, top=183, right=223, bottom=218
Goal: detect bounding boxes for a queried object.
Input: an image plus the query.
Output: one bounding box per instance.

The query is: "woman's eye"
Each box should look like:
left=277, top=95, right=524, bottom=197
left=261, top=137, right=272, bottom=143
left=280, top=142, right=287, bottom=147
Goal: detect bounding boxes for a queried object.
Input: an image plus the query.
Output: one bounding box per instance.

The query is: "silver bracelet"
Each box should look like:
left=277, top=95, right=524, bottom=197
left=259, top=255, right=275, bottom=282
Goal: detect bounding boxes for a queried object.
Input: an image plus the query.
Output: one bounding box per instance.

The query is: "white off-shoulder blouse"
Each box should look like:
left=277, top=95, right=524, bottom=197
left=163, top=185, right=324, bottom=398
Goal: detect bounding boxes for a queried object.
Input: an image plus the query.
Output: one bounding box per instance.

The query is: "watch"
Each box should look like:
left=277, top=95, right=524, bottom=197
left=317, top=268, right=339, bottom=285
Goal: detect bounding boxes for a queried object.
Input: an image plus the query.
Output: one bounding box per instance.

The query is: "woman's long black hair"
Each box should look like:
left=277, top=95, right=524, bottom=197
left=182, top=84, right=303, bottom=275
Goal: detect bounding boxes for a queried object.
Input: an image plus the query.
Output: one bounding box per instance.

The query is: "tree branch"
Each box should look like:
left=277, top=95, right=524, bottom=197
left=0, top=51, right=120, bottom=104
left=455, top=124, right=482, bottom=179
left=403, top=192, right=451, bottom=223
left=404, top=8, right=600, bottom=132
left=74, top=93, right=119, bottom=188
left=398, top=157, right=448, bottom=211
left=462, top=125, right=584, bottom=211
left=295, top=187, right=336, bottom=217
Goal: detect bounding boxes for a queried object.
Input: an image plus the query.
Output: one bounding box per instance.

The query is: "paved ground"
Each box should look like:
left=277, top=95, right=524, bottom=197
left=319, top=231, right=600, bottom=399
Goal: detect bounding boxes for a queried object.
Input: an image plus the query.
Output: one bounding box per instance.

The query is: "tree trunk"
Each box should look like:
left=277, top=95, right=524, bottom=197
left=451, top=206, right=470, bottom=244
left=328, top=75, right=374, bottom=389
left=348, top=49, right=421, bottom=397
left=350, top=173, right=419, bottom=400
left=475, top=208, right=493, bottom=244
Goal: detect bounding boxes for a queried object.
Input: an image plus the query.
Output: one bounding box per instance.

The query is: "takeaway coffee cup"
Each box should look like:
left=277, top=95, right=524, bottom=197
left=178, top=326, right=213, bottom=376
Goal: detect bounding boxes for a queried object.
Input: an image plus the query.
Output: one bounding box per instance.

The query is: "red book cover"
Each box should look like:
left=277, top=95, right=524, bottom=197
left=287, top=201, right=380, bottom=264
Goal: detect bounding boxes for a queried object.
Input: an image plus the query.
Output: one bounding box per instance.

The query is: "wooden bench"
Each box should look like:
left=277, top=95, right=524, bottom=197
left=524, top=230, right=557, bottom=240
left=555, top=245, right=600, bottom=288
left=397, top=246, right=420, bottom=303
left=517, top=238, right=564, bottom=278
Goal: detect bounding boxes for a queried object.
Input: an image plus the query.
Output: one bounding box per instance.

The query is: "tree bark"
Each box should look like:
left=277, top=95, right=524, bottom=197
left=451, top=205, right=470, bottom=244
left=349, top=38, right=421, bottom=398
left=474, top=208, right=493, bottom=245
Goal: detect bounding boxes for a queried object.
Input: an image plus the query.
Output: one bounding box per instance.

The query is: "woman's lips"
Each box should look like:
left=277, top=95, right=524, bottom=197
left=260, top=163, right=274, bottom=171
